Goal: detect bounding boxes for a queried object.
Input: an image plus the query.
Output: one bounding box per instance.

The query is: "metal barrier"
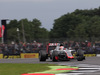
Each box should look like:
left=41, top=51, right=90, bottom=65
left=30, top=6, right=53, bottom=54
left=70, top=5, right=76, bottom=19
left=21, top=53, right=39, bottom=58
left=73, top=53, right=96, bottom=57
left=0, top=54, right=3, bottom=59
left=0, top=53, right=98, bottom=59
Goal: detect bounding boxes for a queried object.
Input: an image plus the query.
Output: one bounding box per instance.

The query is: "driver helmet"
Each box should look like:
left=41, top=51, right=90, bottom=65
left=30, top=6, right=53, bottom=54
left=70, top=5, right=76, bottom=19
left=59, top=46, right=64, bottom=50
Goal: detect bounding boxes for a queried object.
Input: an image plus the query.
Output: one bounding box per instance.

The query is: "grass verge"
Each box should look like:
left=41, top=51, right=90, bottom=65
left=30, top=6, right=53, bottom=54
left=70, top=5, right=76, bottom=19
left=0, top=63, right=56, bottom=75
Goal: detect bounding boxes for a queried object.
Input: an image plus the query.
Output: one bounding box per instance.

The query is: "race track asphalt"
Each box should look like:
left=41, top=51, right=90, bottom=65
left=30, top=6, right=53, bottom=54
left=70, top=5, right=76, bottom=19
left=0, top=57, right=100, bottom=65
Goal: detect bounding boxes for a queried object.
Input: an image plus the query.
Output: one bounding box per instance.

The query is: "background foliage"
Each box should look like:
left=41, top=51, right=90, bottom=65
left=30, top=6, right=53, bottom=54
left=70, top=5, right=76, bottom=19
left=7, top=18, right=49, bottom=42
left=7, top=7, right=100, bottom=42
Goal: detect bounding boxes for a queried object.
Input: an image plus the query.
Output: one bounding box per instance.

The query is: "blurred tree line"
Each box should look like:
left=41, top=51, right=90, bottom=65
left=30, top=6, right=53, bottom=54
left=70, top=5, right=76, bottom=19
left=7, top=18, right=49, bottom=42
left=7, top=7, right=100, bottom=42
left=50, top=7, right=100, bottom=41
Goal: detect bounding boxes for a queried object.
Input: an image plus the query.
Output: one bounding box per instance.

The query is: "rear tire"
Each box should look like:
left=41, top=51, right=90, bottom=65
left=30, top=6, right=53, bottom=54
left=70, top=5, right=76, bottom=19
left=39, top=50, right=47, bottom=61
left=77, top=56, right=83, bottom=61
left=76, top=49, right=85, bottom=61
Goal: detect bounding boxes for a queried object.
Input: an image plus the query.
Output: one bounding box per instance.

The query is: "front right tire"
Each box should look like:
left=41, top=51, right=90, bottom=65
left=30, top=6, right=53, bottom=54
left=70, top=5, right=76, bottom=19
left=52, top=51, right=58, bottom=62
left=77, top=56, right=84, bottom=61
left=76, top=49, right=85, bottom=61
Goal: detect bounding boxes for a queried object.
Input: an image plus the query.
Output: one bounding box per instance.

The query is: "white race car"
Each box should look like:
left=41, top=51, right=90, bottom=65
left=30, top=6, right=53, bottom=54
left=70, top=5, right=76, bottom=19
left=39, top=43, right=85, bottom=62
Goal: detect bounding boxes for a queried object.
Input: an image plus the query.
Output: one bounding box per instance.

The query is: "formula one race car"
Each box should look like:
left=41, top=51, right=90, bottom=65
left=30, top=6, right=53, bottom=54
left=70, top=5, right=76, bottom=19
left=39, top=43, right=85, bottom=62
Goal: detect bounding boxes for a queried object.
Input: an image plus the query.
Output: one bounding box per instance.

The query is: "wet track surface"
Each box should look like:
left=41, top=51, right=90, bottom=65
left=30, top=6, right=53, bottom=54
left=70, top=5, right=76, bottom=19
left=0, top=57, right=100, bottom=75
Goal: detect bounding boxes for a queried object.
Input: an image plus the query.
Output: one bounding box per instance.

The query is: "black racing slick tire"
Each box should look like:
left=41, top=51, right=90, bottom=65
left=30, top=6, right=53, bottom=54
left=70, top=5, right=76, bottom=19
left=77, top=56, right=84, bottom=61
left=52, top=51, right=58, bottom=62
left=77, top=49, right=84, bottom=56
left=39, top=50, right=47, bottom=61
left=76, top=49, right=85, bottom=61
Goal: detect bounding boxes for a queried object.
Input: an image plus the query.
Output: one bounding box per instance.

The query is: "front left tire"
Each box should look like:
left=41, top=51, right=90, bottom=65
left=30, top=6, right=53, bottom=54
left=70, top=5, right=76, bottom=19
left=39, top=50, right=47, bottom=61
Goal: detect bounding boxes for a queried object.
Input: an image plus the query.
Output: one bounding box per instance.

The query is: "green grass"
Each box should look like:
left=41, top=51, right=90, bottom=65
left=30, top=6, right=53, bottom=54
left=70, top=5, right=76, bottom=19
left=0, top=63, right=56, bottom=75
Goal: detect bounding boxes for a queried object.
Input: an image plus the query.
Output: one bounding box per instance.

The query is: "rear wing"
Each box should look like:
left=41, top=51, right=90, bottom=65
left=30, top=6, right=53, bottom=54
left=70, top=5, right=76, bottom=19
left=47, top=43, right=60, bottom=54
left=48, top=43, right=60, bottom=46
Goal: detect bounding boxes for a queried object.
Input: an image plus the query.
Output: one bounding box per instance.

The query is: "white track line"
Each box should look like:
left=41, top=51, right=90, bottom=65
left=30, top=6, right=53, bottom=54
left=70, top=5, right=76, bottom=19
left=56, top=73, right=83, bottom=75
left=79, top=67, right=100, bottom=70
